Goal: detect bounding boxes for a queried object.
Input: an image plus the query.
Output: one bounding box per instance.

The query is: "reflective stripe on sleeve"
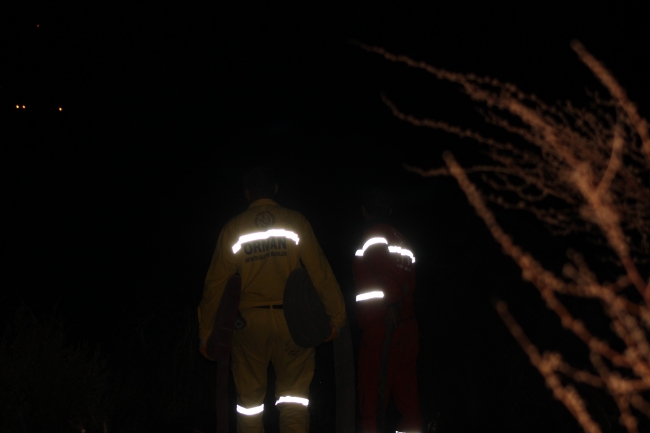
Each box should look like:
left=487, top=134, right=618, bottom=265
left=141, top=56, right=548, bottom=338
left=236, top=404, right=264, bottom=415
left=356, top=291, right=384, bottom=302
left=388, top=246, right=416, bottom=263
left=275, top=396, right=309, bottom=406
left=232, top=229, right=300, bottom=253
left=355, top=237, right=388, bottom=256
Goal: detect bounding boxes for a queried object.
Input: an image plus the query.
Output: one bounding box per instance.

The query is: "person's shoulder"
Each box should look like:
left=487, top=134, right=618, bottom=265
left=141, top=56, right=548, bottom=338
left=219, top=214, right=241, bottom=235
left=230, top=206, right=254, bottom=222
left=222, top=206, right=256, bottom=230
left=276, top=205, right=307, bottom=221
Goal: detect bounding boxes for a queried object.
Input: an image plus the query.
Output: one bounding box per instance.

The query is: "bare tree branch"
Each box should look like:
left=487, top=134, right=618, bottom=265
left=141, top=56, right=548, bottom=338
left=367, top=41, right=650, bottom=430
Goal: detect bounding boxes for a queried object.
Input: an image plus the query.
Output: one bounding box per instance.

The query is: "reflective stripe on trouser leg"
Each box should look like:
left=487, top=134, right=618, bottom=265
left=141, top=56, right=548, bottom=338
left=275, top=395, right=310, bottom=433
left=271, top=309, right=314, bottom=433
left=232, top=306, right=314, bottom=433
left=237, top=404, right=264, bottom=416
left=232, top=308, right=273, bottom=433
left=236, top=403, right=264, bottom=433
left=276, top=396, right=309, bottom=406
left=276, top=401, right=310, bottom=433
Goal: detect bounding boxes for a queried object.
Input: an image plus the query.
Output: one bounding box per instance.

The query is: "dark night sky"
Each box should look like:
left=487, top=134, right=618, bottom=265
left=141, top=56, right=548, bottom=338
left=2, top=2, right=649, bottom=431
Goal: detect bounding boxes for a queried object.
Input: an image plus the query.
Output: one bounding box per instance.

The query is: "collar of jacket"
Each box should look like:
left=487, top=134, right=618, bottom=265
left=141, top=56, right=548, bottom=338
left=248, top=198, right=278, bottom=209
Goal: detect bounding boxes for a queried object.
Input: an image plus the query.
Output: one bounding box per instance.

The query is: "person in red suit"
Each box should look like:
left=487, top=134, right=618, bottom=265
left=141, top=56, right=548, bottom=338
left=353, top=189, right=421, bottom=433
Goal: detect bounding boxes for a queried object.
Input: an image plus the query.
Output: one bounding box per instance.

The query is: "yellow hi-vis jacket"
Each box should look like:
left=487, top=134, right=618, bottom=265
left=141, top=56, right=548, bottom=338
left=198, top=198, right=346, bottom=340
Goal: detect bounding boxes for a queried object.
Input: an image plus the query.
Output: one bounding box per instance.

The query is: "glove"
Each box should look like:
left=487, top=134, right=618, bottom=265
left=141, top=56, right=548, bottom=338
left=199, top=339, right=216, bottom=361
left=323, top=326, right=340, bottom=342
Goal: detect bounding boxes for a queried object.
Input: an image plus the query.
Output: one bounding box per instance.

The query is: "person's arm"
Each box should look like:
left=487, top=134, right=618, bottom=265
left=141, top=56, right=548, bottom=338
left=198, top=222, right=238, bottom=341
left=296, top=214, right=346, bottom=330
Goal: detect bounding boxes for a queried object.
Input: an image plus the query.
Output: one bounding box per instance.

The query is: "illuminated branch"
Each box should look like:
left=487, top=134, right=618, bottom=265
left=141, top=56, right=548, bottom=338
left=571, top=41, right=650, bottom=166
left=591, top=354, right=639, bottom=433
left=362, top=44, right=650, bottom=261
left=570, top=163, right=649, bottom=304
left=443, top=152, right=631, bottom=369
left=368, top=40, right=650, bottom=431
left=495, top=301, right=603, bottom=433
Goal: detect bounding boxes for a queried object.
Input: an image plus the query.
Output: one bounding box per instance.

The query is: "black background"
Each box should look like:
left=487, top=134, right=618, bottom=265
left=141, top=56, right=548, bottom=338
left=2, top=2, right=649, bottom=432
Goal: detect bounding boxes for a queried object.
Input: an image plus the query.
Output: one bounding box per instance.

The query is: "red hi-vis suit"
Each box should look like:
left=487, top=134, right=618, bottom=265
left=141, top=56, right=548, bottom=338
left=353, top=223, right=421, bottom=433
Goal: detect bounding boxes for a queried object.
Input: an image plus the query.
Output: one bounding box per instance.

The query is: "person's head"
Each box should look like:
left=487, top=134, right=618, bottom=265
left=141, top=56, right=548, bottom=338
left=243, top=166, right=278, bottom=202
left=360, top=187, right=393, bottom=220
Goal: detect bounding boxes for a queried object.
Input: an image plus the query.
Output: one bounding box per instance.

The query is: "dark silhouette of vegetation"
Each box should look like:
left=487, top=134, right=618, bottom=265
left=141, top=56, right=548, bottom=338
left=0, top=307, right=109, bottom=432
left=0, top=297, right=343, bottom=433
left=0, top=303, right=216, bottom=433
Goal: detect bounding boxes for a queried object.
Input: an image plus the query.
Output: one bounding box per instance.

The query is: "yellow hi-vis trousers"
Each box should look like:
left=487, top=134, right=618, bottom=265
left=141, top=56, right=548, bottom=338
left=231, top=307, right=314, bottom=433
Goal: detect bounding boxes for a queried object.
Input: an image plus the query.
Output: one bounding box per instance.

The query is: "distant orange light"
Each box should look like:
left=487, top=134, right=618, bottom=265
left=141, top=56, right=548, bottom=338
left=58, top=107, right=62, bottom=111
left=16, top=105, right=19, bottom=109
left=22, top=105, right=26, bottom=109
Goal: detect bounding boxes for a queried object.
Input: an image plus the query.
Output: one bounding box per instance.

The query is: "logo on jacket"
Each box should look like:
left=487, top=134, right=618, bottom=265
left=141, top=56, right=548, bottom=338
left=255, top=211, right=275, bottom=228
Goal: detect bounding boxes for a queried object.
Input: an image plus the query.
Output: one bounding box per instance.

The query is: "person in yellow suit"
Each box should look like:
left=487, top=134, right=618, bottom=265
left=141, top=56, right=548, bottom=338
left=198, top=166, right=346, bottom=433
